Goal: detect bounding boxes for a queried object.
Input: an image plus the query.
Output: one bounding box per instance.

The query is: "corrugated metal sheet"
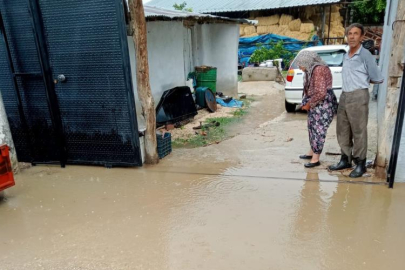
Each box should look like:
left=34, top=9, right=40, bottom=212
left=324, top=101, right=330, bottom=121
left=147, top=0, right=341, bottom=13
left=144, top=6, right=254, bottom=24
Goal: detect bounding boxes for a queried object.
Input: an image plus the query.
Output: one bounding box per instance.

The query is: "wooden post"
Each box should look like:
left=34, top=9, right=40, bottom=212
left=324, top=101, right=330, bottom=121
left=375, top=0, right=405, bottom=178
left=321, top=6, right=326, bottom=40
left=128, top=0, right=159, bottom=164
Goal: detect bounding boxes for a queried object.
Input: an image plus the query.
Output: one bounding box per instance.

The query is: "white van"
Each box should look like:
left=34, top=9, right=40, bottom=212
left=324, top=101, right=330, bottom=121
left=284, top=45, right=349, bottom=112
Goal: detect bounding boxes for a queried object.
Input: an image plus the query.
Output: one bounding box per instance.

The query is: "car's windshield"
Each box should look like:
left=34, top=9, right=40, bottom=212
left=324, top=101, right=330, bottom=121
left=290, top=49, right=346, bottom=69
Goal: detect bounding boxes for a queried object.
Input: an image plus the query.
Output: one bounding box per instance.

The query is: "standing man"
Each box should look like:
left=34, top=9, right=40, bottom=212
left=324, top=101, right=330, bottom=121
left=329, top=23, right=383, bottom=178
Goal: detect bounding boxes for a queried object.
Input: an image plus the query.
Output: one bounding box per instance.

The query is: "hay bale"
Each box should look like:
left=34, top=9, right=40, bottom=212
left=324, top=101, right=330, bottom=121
left=275, top=25, right=289, bottom=35
left=331, top=5, right=340, bottom=13
left=332, top=26, right=345, bottom=37
left=244, top=33, right=259, bottom=38
left=239, top=26, right=246, bottom=36
left=257, top=26, right=268, bottom=34
left=304, top=6, right=318, bottom=19
left=330, top=21, right=341, bottom=28
left=279, top=14, right=293, bottom=25
left=256, top=15, right=280, bottom=26
left=310, top=14, right=321, bottom=26
left=244, top=26, right=256, bottom=35
left=284, top=30, right=302, bottom=40
left=300, top=23, right=315, bottom=33
left=331, top=12, right=341, bottom=22
left=323, top=24, right=329, bottom=34
left=288, top=19, right=301, bottom=31
left=257, top=25, right=282, bottom=35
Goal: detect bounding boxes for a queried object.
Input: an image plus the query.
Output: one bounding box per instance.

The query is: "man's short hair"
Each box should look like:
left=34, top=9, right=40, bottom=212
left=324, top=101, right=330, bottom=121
left=346, top=23, right=365, bottom=36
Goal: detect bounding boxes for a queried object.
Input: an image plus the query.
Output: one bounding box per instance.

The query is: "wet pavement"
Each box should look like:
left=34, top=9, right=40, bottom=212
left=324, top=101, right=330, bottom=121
left=1, top=82, right=404, bottom=270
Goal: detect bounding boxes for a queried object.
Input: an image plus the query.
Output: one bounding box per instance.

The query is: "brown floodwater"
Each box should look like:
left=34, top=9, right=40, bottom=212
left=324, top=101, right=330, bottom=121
left=1, top=163, right=404, bottom=270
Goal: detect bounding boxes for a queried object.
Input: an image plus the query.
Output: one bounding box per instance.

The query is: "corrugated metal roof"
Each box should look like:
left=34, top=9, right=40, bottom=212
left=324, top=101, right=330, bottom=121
left=144, top=6, right=255, bottom=24
left=147, top=0, right=341, bottom=13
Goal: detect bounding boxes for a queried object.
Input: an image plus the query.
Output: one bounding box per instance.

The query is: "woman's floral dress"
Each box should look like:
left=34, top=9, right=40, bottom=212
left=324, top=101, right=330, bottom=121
left=302, top=65, right=338, bottom=154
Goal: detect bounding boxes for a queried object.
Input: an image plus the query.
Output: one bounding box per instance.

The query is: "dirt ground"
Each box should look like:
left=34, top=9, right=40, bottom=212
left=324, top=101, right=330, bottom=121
left=166, top=81, right=378, bottom=178
left=169, top=105, right=239, bottom=141
left=1, top=82, right=404, bottom=270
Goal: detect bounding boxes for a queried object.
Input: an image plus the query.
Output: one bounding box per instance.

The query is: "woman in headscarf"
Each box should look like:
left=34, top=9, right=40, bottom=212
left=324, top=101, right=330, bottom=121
left=295, top=51, right=338, bottom=168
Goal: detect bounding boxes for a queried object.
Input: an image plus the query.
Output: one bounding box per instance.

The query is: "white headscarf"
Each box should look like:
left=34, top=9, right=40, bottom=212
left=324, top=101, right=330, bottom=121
left=294, top=51, right=328, bottom=95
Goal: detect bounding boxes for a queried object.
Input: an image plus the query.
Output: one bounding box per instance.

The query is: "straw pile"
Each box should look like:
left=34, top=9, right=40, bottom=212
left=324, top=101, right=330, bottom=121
left=240, top=25, right=246, bottom=36
left=285, top=30, right=311, bottom=41
left=279, top=14, right=293, bottom=25
left=303, top=6, right=319, bottom=20
left=257, top=25, right=279, bottom=34
left=288, top=19, right=301, bottom=31
left=330, top=12, right=341, bottom=22
left=244, top=26, right=257, bottom=36
left=256, top=15, right=280, bottom=26
left=239, top=6, right=348, bottom=41
left=300, top=23, right=315, bottom=33
left=332, top=5, right=340, bottom=13
left=244, top=33, right=259, bottom=38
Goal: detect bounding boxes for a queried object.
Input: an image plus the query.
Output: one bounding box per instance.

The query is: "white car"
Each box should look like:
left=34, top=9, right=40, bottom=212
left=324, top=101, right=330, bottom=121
left=284, top=45, right=349, bottom=112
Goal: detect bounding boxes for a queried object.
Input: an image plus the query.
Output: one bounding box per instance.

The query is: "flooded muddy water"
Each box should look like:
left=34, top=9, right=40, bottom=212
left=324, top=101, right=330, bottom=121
left=1, top=164, right=404, bottom=270
left=0, top=83, right=398, bottom=269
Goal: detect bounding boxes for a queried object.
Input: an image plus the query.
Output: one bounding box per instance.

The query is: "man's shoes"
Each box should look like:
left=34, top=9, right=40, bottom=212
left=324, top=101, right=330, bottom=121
left=299, top=155, right=313, bottom=160
left=304, top=161, right=321, bottom=168
left=329, top=154, right=352, bottom=171
left=349, top=159, right=367, bottom=178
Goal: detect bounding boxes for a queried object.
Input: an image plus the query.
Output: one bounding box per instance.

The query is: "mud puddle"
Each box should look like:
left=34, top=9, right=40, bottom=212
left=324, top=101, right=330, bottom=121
left=1, top=165, right=404, bottom=270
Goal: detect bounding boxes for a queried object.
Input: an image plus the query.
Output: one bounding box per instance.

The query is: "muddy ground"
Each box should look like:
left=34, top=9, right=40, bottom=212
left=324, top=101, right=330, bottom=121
left=1, top=82, right=404, bottom=270
left=167, top=81, right=378, bottom=178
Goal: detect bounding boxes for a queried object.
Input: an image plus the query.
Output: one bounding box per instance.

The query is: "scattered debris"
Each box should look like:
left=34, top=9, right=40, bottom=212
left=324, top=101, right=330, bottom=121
left=174, top=119, right=192, bottom=128
left=156, top=86, right=197, bottom=127
left=205, top=89, right=217, bottom=112
left=366, top=160, right=374, bottom=168
left=216, top=98, right=244, bottom=108
left=325, top=152, right=341, bottom=156
left=193, top=121, right=220, bottom=130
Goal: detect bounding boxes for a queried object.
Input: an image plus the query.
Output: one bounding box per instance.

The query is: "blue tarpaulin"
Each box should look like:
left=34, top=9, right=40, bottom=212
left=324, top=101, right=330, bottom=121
left=216, top=98, right=244, bottom=108
left=239, top=34, right=323, bottom=66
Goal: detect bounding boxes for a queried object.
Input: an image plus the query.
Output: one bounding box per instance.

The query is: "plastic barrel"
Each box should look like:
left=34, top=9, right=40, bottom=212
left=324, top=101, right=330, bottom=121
left=196, top=87, right=208, bottom=108
left=196, top=67, right=217, bottom=94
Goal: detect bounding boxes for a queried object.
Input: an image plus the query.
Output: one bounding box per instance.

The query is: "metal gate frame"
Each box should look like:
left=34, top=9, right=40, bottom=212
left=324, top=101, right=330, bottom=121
left=387, top=67, right=405, bottom=188
left=0, top=0, right=142, bottom=167
left=28, top=0, right=67, bottom=167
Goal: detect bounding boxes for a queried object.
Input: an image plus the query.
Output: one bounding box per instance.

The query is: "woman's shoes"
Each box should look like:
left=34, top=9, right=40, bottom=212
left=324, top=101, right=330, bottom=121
left=304, top=161, right=321, bottom=168
left=299, top=155, right=313, bottom=160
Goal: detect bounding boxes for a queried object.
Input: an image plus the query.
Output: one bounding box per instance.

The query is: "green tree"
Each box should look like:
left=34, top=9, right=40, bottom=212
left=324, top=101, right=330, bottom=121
left=173, top=2, right=193, bottom=12
left=249, top=41, right=295, bottom=68
left=351, top=0, right=386, bottom=24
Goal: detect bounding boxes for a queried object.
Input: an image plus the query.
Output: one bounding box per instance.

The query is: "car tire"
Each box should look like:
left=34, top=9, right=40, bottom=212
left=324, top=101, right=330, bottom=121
left=285, top=100, right=296, bottom=113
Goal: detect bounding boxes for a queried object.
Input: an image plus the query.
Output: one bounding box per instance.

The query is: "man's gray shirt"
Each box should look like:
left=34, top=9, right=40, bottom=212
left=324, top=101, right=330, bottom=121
left=342, top=46, right=384, bottom=92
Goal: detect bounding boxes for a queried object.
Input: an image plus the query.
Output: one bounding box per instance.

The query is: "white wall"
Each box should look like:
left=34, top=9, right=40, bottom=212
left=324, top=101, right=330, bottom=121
left=377, top=0, right=398, bottom=128
left=128, top=21, right=188, bottom=129
left=377, top=0, right=405, bottom=182
left=192, top=23, right=239, bottom=97
left=128, top=21, right=241, bottom=129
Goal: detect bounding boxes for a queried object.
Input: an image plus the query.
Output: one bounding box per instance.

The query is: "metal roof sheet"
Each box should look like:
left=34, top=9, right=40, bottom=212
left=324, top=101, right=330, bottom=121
left=144, top=5, right=255, bottom=24
left=146, top=0, right=341, bottom=13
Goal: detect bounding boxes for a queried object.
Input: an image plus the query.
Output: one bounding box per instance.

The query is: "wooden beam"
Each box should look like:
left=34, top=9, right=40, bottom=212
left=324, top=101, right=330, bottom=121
left=128, top=0, right=159, bottom=165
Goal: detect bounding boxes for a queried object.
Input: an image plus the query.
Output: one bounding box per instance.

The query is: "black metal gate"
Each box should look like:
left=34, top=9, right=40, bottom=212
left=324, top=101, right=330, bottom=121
left=0, top=0, right=142, bottom=167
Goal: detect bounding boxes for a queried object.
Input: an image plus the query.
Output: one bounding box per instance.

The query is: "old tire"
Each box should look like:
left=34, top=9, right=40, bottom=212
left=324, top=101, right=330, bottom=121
left=285, top=100, right=296, bottom=113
